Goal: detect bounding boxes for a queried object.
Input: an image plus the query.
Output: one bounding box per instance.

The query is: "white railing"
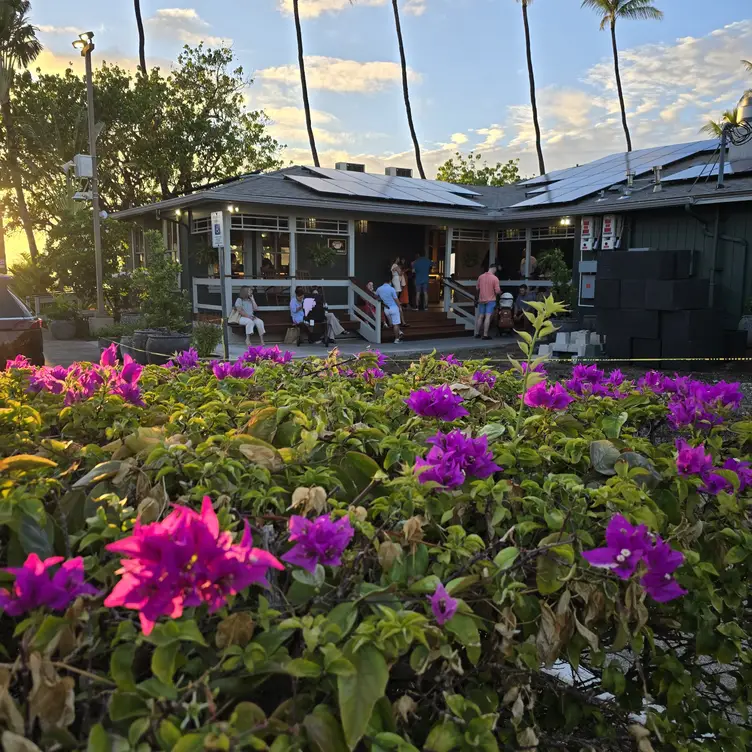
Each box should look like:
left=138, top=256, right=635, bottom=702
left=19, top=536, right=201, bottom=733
left=442, top=278, right=476, bottom=331
left=191, top=276, right=382, bottom=344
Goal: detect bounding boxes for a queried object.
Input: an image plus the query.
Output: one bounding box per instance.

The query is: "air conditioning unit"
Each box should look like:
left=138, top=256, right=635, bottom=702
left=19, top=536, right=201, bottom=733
left=385, top=166, right=412, bottom=178
left=335, top=162, right=366, bottom=173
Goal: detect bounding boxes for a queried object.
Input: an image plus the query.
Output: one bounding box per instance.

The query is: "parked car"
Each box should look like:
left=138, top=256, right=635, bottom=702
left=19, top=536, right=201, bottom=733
left=0, top=274, right=44, bottom=366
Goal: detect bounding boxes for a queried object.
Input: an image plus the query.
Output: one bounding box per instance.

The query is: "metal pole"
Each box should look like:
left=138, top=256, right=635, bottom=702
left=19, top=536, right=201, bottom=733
left=717, top=125, right=728, bottom=190
left=218, top=244, right=230, bottom=360
left=84, top=48, right=105, bottom=315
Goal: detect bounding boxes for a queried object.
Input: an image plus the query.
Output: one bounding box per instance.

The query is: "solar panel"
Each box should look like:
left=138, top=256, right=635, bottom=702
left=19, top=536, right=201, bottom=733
left=287, top=175, right=358, bottom=196
left=511, top=140, right=717, bottom=207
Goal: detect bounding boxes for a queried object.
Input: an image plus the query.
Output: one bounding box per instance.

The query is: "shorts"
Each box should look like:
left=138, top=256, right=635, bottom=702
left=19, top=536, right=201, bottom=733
left=386, top=306, right=401, bottom=326
left=416, top=282, right=429, bottom=294
left=477, top=300, right=496, bottom=315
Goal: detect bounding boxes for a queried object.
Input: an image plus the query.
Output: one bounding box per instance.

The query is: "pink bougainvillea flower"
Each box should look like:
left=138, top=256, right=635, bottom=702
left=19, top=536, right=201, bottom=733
left=281, top=514, right=354, bottom=572
left=699, top=471, right=733, bottom=496
left=105, top=496, right=282, bottom=635
left=472, top=370, right=496, bottom=388
left=100, top=343, right=119, bottom=368
left=675, top=439, right=713, bottom=478
left=112, top=382, right=146, bottom=407
left=358, top=349, right=386, bottom=366
left=581, top=514, right=651, bottom=579
left=120, top=355, right=143, bottom=385
left=415, top=430, right=501, bottom=490
left=5, top=354, right=31, bottom=369
left=723, top=457, right=752, bottom=493
left=171, top=348, right=200, bottom=371
left=241, top=345, right=292, bottom=364
left=0, top=554, right=97, bottom=616
left=405, top=385, right=469, bottom=421
left=428, top=582, right=458, bottom=626
left=640, top=537, right=687, bottom=603
left=441, top=354, right=462, bottom=366
left=211, top=360, right=255, bottom=380
left=363, top=367, right=385, bottom=382
left=523, top=382, right=573, bottom=411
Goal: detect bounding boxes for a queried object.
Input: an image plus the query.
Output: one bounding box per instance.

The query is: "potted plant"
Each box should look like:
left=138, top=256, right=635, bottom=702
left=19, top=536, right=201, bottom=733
left=738, top=299, right=752, bottom=345
left=537, top=248, right=577, bottom=327
left=191, top=321, right=223, bottom=357
left=96, top=322, right=142, bottom=357
left=45, top=300, right=80, bottom=340
left=309, top=241, right=337, bottom=268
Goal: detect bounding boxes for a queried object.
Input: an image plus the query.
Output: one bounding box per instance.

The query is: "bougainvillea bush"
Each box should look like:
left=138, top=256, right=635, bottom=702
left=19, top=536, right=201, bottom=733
left=2, top=297, right=752, bottom=752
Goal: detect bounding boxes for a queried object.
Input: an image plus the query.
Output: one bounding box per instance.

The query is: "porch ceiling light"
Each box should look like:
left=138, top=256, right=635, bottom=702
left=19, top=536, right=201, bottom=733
left=559, top=216, right=572, bottom=226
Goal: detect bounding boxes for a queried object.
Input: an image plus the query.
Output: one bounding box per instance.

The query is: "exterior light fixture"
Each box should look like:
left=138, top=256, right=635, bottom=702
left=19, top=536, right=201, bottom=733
left=175, top=209, right=182, bottom=217
left=72, top=31, right=95, bottom=55
left=559, top=216, right=572, bottom=226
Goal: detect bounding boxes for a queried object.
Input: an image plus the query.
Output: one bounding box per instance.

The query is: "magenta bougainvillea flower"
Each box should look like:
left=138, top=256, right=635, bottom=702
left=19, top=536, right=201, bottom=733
left=582, top=515, right=686, bottom=603
left=104, top=496, right=283, bottom=635
left=428, top=582, right=458, bottom=626
left=415, top=430, right=501, bottom=490
left=723, top=458, right=752, bottom=493
left=699, top=472, right=732, bottom=496
left=472, top=370, right=497, bottom=388
left=241, top=345, right=292, bottom=364
left=170, top=348, right=200, bottom=371
left=358, top=349, right=387, bottom=366
left=211, top=360, right=255, bottom=380
left=100, top=343, right=119, bottom=368
left=6, top=354, right=31, bottom=369
left=281, top=514, right=355, bottom=572
left=405, top=384, right=469, bottom=421
left=640, top=537, right=687, bottom=603
left=523, top=381, right=573, bottom=411
left=675, top=439, right=713, bottom=477
left=441, top=354, right=462, bottom=366
left=363, top=367, right=385, bottom=382
left=520, top=362, right=547, bottom=376
left=637, top=371, right=669, bottom=393
left=0, top=554, right=97, bottom=616
left=581, top=514, right=651, bottom=579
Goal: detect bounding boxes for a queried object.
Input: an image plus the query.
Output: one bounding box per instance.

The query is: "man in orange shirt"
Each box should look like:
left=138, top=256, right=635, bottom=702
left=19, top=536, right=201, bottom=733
left=475, top=264, right=501, bottom=340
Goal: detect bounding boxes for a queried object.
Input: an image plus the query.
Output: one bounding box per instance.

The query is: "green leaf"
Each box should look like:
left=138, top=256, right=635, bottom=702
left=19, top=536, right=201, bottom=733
left=601, top=412, right=628, bottom=439
left=157, top=720, right=182, bottom=751
left=129, top=717, right=150, bottom=747
left=303, top=705, right=349, bottom=752
left=231, top=702, right=266, bottom=732
left=172, top=734, right=205, bottom=752
left=152, top=642, right=179, bottom=686
left=87, top=724, right=110, bottom=752
left=536, top=533, right=575, bottom=595
left=408, top=575, right=440, bottom=594
left=725, top=546, right=748, bottom=565
left=340, top=451, right=382, bottom=494
left=590, top=440, right=621, bottom=475
left=445, top=575, right=479, bottom=595
left=338, top=645, right=389, bottom=750
left=109, top=692, right=149, bottom=722
left=73, top=460, right=123, bottom=488
left=111, top=644, right=137, bottom=691
left=326, top=602, right=358, bottom=640
left=424, top=720, right=463, bottom=752
left=445, top=613, right=482, bottom=665
left=493, top=546, right=519, bottom=572
left=0, top=454, right=57, bottom=473
left=285, top=658, right=322, bottom=678
left=138, top=677, right=178, bottom=700
left=18, top=513, right=53, bottom=559
left=30, top=615, right=67, bottom=653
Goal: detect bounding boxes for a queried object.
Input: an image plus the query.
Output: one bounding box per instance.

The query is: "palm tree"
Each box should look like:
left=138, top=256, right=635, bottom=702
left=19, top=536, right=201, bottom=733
left=391, top=0, right=425, bottom=179
left=581, top=0, right=663, bottom=152
left=134, top=0, right=146, bottom=74
left=292, top=0, right=319, bottom=167
left=701, top=110, right=742, bottom=138
left=743, top=59, right=752, bottom=73
left=0, top=0, right=41, bottom=261
left=517, top=1, right=545, bottom=175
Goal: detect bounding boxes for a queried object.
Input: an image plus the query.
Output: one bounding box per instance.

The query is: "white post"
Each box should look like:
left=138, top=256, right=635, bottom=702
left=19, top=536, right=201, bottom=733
left=444, top=226, right=453, bottom=312
left=223, top=213, right=233, bottom=278
left=524, top=226, right=532, bottom=279
left=288, top=215, right=297, bottom=296
left=347, top=219, right=356, bottom=313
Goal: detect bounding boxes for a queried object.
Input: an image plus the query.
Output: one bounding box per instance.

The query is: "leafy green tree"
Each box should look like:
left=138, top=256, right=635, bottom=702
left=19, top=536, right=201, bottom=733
left=436, top=152, right=521, bottom=186
left=0, top=44, right=283, bottom=232
left=701, top=109, right=743, bottom=138
left=581, top=0, right=663, bottom=152
left=0, top=0, right=41, bottom=260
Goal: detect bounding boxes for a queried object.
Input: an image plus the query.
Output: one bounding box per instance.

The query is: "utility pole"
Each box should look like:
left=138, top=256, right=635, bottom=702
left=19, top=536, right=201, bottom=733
left=73, top=32, right=105, bottom=316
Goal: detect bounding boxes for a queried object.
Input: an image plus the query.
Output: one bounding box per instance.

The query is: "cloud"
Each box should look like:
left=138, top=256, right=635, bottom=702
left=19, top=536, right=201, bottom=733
left=145, top=8, right=229, bottom=47
left=265, top=105, right=346, bottom=145
left=257, top=56, right=419, bottom=93
left=403, top=0, right=428, bottom=16
left=277, top=0, right=386, bottom=19
left=450, top=132, right=468, bottom=145
left=474, top=125, right=504, bottom=149
left=36, top=25, right=84, bottom=35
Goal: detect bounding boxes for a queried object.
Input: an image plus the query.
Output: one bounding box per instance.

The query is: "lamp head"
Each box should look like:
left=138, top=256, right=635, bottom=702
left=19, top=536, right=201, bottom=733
left=72, top=32, right=95, bottom=56
left=737, top=90, right=752, bottom=125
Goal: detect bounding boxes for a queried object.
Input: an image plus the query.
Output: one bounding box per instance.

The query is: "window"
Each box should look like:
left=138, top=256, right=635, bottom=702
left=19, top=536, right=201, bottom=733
left=454, top=228, right=489, bottom=243
left=531, top=226, right=575, bottom=240
left=296, top=218, right=348, bottom=235
left=132, top=228, right=145, bottom=268
left=499, top=228, right=525, bottom=242
left=260, top=233, right=291, bottom=277
left=164, top=220, right=180, bottom=263
left=356, top=220, right=368, bottom=234
left=232, top=214, right=289, bottom=232
left=191, top=216, right=211, bottom=234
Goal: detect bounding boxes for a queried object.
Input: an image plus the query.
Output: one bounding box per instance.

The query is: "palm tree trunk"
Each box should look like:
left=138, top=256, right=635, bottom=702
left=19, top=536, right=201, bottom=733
left=611, top=20, right=632, bottom=152
left=134, top=0, right=147, bottom=75
left=1, top=98, right=37, bottom=261
left=293, top=0, right=319, bottom=168
left=522, top=0, right=545, bottom=176
left=392, top=0, right=426, bottom=179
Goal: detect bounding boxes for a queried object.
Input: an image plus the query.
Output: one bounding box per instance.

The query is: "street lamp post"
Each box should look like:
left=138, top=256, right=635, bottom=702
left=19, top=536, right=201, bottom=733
left=72, top=32, right=105, bottom=316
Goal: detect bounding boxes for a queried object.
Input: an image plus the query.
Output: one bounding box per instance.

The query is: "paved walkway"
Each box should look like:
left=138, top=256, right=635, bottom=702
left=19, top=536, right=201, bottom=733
left=42, top=330, right=518, bottom=366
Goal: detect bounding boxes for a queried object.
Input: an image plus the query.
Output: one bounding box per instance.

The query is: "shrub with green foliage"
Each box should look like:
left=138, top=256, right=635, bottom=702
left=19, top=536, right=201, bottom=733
left=191, top=321, right=223, bottom=357
left=1, top=298, right=752, bottom=751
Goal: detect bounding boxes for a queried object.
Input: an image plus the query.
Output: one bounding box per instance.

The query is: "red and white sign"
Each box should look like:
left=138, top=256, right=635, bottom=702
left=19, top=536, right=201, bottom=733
left=601, top=214, right=616, bottom=250
left=580, top=216, right=594, bottom=251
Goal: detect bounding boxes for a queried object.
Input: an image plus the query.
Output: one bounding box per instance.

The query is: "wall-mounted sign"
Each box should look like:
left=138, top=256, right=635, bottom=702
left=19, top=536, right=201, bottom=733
left=328, top=238, right=347, bottom=255
left=211, top=211, right=224, bottom=248
left=601, top=214, right=623, bottom=250
left=580, top=216, right=594, bottom=252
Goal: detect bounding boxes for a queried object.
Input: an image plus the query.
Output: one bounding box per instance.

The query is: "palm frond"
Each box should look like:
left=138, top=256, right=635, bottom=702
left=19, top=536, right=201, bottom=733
left=743, top=59, right=752, bottom=73
left=700, top=120, right=723, bottom=137
left=581, top=0, right=615, bottom=30
left=616, top=0, right=663, bottom=22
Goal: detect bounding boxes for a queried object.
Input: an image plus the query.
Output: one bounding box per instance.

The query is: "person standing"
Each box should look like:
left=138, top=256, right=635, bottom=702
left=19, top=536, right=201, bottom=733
left=376, top=276, right=404, bottom=343
left=234, top=287, right=265, bottom=346
left=475, top=264, right=501, bottom=341
left=412, top=251, right=433, bottom=311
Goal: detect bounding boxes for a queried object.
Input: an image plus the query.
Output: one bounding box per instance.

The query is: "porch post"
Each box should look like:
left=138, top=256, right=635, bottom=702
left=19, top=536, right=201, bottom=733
left=222, top=212, right=233, bottom=318
left=488, top=228, right=497, bottom=267
left=444, top=226, right=453, bottom=312
left=288, top=215, right=297, bottom=293
left=347, top=219, right=356, bottom=312
left=524, top=226, right=532, bottom=279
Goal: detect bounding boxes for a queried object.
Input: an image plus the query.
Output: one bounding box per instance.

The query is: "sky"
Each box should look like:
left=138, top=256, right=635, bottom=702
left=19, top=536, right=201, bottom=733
left=7, top=0, right=752, bottom=263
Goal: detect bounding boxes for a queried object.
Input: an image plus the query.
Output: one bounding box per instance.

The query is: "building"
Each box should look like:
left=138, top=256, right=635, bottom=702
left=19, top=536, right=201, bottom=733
left=113, top=135, right=752, bottom=349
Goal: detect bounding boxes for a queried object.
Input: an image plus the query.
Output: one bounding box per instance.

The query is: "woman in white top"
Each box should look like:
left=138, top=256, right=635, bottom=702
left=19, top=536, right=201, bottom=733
left=234, top=287, right=265, bottom=346
left=390, top=258, right=402, bottom=294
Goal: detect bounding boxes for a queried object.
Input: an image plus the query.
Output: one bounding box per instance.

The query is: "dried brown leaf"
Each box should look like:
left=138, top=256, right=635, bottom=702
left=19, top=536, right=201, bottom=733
left=289, top=486, right=328, bottom=516
left=28, top=654, right=75, bottom=732
left=215, top=613, right=255, bottom=649
left=1, top=732, right=42, bottom=752
left=238, top=444, right=283, bottom=472
left=0, top=669, right=24, bottom=735
left=392, top=695, right=417, bottom=723
left=377, top=540, right=402, bottom=572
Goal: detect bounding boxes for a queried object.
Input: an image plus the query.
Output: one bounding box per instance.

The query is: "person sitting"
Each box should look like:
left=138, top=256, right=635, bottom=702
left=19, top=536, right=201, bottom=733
left=289, top=287, right=309, bottom=346
left=513, top=284, right=535, bottom=330
left=519, top=255, right=538, bottom=279
left=233, top=286, right=265, bottom=346
left=306, top=287, right=345, bottom=347
left=376, top=276, right=403, bottom=343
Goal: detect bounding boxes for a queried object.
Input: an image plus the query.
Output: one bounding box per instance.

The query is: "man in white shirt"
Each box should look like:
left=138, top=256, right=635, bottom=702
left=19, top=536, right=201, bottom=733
left=375, top=278, right=403, bottom=343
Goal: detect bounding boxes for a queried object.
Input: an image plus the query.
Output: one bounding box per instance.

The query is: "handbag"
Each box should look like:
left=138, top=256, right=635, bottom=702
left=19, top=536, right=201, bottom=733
left=283, top=327, right=299, bottom=345
left=227, top=308, right=241, bottom=325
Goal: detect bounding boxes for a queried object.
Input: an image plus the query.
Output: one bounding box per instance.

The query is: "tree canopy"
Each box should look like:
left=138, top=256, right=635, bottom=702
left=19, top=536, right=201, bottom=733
left=0, top=44, right=283, bottom=233
left=436, top=151, right=522, bottom=186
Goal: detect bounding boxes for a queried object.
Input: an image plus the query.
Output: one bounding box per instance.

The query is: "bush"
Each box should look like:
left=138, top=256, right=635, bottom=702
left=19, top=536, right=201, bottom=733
left=192, top=321, right=223, bottom=357
left=537, top=248, right=575, bottom=310
left=1, top=299, right=751, bottom=751
left=43, top=298, right=80, bottom=321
